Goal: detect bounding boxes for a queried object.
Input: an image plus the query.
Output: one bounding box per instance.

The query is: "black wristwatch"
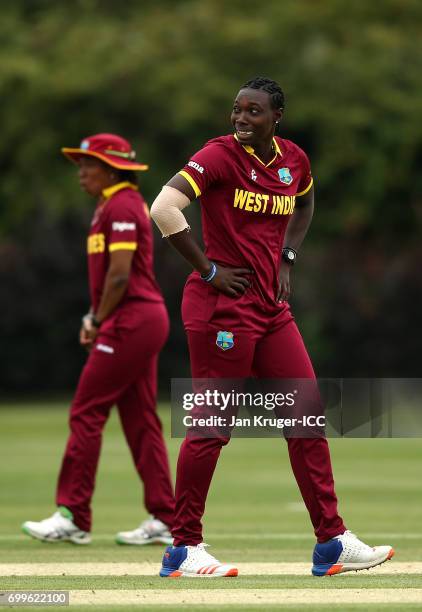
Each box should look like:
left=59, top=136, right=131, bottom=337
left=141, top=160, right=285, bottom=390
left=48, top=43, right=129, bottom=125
left=83, top=313, right=102, bottom=328
left=282, top=247, right=297, bottom=266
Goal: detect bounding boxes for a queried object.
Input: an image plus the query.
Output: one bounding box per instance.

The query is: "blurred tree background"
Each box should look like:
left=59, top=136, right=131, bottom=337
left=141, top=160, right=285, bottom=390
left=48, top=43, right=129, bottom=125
left=0, top=0, right=421, bottom=395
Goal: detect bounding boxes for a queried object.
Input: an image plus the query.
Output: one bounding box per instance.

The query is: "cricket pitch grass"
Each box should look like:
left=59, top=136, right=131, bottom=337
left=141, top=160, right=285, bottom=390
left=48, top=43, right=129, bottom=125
left=1, top=402, right=421, bottom=611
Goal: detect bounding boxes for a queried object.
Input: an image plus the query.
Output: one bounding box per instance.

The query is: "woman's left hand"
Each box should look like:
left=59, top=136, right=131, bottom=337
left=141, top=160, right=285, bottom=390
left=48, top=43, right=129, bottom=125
left=84, top=326, right=99, bottom=344
left=277, top=262, right=291, bottom=302
left=81, top=314, right=99, bottom=348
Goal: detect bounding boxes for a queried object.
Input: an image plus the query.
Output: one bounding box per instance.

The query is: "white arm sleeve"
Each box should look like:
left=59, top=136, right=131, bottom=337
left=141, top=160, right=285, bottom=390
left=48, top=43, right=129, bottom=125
left=150, top=185, right=191, bottom=237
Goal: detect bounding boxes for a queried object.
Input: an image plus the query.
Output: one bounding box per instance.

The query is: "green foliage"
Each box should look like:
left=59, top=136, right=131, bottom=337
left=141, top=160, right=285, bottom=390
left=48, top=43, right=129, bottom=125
left=1, top=0, right=421, bottom=233
left=0, top=0, right=421, bottom=390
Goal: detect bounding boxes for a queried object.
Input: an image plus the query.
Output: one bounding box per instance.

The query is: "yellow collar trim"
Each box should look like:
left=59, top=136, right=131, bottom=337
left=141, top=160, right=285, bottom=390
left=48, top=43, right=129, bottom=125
left=102, top=181, right=138, bottom=199
left=272, top=138, right=282, bottom=156
left=234, top=134, right=282, bottom=167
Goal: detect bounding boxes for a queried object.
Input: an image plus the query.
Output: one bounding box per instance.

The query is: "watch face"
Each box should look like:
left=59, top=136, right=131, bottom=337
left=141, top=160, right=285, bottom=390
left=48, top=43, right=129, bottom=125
left=282, top=249, right=296, bottom=265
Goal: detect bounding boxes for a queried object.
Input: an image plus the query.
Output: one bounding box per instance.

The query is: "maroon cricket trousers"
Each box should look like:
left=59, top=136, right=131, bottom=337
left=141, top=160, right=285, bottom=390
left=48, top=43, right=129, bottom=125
left=56, top=301, right=174, bottom=532
left=172, top=276, right=346, bottom=545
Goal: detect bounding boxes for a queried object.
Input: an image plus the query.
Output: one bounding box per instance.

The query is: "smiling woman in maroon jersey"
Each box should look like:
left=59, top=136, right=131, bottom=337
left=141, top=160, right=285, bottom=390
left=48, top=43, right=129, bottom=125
left=22, top=133, right=175, bottom=547
left=151, top=77, right=393, bottom=578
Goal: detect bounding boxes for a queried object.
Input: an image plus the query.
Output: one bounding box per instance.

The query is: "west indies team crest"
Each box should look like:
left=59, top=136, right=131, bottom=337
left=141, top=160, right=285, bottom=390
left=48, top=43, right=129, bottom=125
left=216, top=331, right=234, bottom=351
left=278, top=167, right=293, bottom=185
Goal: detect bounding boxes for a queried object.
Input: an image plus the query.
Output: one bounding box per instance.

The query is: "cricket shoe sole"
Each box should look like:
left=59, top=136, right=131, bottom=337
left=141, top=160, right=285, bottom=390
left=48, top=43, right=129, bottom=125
left=161, top=565, right=238, bottom=578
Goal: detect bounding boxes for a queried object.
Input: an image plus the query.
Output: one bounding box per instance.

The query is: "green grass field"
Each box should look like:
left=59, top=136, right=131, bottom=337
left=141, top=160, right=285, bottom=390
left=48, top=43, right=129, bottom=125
left=0, top=402, right=421, bottom=611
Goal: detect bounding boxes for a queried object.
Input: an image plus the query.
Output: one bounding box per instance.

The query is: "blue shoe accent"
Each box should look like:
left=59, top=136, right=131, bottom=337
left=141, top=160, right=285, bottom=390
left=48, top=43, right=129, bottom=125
left=312, top=538, right=343, bottom=576
left=159, top=545, right=188, bottom=577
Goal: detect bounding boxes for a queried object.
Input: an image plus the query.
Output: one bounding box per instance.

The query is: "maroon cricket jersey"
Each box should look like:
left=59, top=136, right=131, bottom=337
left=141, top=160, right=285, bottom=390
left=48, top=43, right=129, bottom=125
left=179, top=135, right=313, bottom=307
left=87, top=182, right=163, bottom=312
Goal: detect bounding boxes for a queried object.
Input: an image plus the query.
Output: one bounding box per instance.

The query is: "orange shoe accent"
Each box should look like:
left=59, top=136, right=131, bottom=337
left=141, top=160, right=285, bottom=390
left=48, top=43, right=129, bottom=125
left=387, top=548, right=395, bottom=560
left=169, top=570, right=182, bottom=577
left=326, top=564, right=343, bottom=575
left=224, top=568, right=238, bottom=577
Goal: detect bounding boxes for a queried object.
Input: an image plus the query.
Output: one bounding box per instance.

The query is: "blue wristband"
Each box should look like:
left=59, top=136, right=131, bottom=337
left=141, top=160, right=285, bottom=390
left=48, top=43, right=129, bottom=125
left=201, top=262, right=217, bottom=283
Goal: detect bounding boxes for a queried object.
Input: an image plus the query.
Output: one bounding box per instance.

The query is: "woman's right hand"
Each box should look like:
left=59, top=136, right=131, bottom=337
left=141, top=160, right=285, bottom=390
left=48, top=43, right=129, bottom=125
left=211, top=266, right=253, bottom=297
left=80, top=315, right=94, bottom=350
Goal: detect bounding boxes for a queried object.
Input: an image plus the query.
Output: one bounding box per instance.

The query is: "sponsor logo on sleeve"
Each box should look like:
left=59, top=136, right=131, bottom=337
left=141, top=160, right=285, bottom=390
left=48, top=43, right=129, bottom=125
left=188, top=161, right=204, bottom=174
left=112, top=221, right=136, bottom=232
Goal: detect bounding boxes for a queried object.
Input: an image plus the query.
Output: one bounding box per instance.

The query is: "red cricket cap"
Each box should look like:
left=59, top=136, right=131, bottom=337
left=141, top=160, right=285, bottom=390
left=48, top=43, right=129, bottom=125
left=61, top=133, right=149, bottom=171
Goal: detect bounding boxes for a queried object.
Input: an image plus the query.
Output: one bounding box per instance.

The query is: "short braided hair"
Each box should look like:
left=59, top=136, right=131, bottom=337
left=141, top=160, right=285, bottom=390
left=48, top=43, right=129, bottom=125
left=241, top=77, right=285, bottom=110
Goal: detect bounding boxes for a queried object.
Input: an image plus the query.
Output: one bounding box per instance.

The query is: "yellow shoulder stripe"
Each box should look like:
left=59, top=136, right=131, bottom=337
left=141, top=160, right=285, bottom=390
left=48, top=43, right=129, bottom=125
left=179, top=170, right=201, bottom=197
left=296, top=177, right=313, bottom=197
left=109, top=242, right=137, bottom=252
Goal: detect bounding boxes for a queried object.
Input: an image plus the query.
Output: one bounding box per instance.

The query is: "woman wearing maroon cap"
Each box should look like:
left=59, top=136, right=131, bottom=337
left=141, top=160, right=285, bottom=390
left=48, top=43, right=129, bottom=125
left=22, top=133, right=175, bottom=545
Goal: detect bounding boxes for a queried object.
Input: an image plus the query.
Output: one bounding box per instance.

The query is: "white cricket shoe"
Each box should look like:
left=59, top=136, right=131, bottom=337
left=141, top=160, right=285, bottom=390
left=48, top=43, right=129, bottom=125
left=312, top=530, right=394, bottom=576
left=116, top=517, right=173, bottom=546
left=22, top=506, right=91, bottom=545
left=160, top=542, right=238, bottom=577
